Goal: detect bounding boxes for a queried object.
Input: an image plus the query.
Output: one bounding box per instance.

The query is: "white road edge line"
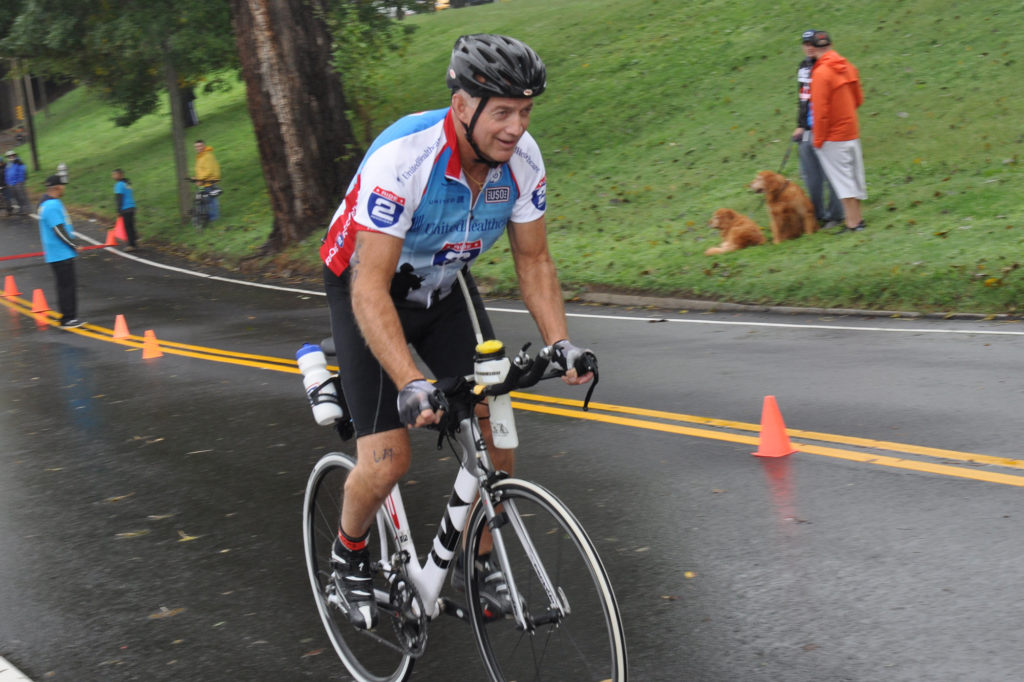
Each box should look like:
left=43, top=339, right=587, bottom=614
left=78, top=227, right=1024, bottom=337
left=0, top=656, right=33, bottom=682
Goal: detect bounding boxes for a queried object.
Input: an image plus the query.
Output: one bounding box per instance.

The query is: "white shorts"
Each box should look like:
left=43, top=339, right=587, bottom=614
left=815, top=139, right=867, bottom=200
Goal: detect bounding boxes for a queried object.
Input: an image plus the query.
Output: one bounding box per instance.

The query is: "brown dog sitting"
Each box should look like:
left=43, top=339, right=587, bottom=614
left=704, top=208, right=766, bottom=255
left=749, top=170, right=818, bottom=243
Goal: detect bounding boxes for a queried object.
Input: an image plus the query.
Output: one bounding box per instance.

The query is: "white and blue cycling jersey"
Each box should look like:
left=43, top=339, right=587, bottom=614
left=320, top=107, right=547, bottom=307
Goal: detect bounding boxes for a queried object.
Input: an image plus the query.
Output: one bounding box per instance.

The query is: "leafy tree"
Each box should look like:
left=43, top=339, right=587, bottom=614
left=1, top=0, right=237, bottom=219
left=1, top=0, right=428, bottom=250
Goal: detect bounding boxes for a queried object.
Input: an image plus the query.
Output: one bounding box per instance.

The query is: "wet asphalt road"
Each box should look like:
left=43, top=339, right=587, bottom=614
left=3, top=214, right=1024, bottom=681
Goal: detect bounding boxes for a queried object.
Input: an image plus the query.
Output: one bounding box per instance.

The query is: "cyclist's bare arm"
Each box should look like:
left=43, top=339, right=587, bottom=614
left=350, top=230, right=441, bottom=428
left=507, top=216, right=592, bottom=385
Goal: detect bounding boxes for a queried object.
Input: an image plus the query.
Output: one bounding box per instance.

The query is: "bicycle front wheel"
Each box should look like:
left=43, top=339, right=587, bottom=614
left=303, top=452, right=415, bottom=682
left=465, top=478, right=628, bottom=681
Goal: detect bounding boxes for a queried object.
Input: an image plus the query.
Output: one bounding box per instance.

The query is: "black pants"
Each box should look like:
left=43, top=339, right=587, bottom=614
left=50, top=257, right=77, bottom=321
left=323, top=265, right=494, bottom=437
left=120, top=209, right=138, bottom=247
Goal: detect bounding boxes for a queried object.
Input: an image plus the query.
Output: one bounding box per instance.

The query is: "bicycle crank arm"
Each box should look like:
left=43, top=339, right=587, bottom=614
left=437, top=596, right=473, bottom=623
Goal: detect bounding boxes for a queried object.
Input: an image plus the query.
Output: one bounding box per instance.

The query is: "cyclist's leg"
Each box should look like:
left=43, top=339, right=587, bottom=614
left=342, top=428, right=411, bottom=538
left=324, top=266, right=410, bottom=538
left=304, top=453, right=416, bottom=680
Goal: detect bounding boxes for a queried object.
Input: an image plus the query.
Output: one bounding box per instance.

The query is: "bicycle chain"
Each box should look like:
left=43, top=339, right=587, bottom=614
left=340, top=571, right=428, bottom=658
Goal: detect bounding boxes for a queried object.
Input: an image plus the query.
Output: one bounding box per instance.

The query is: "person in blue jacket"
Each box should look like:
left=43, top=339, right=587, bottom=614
left=113, top=168, right=138, bottom=249
left=38, top=175, right=82, bottom=328
left=4, top=150, right=29, bottom=215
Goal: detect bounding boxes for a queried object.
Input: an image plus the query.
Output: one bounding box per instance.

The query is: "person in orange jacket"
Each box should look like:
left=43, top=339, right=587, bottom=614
left=808, top=31, right=866, bottom=233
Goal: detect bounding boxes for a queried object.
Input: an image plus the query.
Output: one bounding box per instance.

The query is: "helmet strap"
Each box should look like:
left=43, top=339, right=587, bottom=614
left=461, top=96, right=502, bottom=169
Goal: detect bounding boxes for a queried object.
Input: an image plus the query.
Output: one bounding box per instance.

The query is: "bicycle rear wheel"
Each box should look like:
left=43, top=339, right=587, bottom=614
left=303, top=452, right=415, bottom=682
left=192, top=196, right=208, bottom=231
left=464, top=478, right=628, bottom=681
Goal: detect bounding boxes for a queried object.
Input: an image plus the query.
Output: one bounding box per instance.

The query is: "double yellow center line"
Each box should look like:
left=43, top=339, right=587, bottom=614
left=511, top=393, right=1024, bottom=487
left=6, top=294, right=1023, bottom=487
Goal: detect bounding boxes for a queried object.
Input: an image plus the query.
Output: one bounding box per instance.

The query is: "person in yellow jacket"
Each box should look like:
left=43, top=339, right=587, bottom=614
left=192, top=140, right=222, bottom=221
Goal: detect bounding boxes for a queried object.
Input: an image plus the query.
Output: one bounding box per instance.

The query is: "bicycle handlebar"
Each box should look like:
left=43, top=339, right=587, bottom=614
left=316, top=338, right=599, bottom=418
left=477, top=343, right=599, bottom=411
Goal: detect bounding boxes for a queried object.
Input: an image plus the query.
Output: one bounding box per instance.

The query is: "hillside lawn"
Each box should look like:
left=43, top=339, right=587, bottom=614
left=15, top=0, right=1024, bottom=314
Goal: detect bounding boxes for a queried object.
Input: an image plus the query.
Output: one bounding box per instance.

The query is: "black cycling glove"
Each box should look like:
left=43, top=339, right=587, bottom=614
left=396, top=379, right=448, bottom=426
left=551, top=339, right=597, bottom=376
left=551, top=340, right=599, bottom=411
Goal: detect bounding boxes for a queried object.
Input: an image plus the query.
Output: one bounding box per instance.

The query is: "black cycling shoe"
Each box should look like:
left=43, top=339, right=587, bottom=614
left=331, top=536, right=378, bottom=629
left=451, top=552, right=512, bottom=620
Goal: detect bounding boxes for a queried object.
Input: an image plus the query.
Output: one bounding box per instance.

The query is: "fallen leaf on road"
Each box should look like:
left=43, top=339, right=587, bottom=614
left=116, top=530, right=150, bottom=539
left=148, top=606, right=186, bottom=620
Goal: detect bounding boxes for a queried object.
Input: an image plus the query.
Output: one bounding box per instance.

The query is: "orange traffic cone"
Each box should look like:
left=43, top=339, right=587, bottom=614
left=31, top=288, right=50, bottom=313
left=752, top=395, right=796, bottom=458
left=113, top=314, right=130, bottom=339
left=113, top=216, right=128, bottom=242
left=142, top=329, right=163, bottom=359
left=3, top=275, right=20, bottom=297
left=105, top=229, right=119, bottom=246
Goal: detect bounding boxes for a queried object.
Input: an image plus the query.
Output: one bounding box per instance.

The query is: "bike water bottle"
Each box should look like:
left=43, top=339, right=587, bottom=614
left=296, top=344, right=344, bottom=426
left=474, top=340, right=518, bottom=449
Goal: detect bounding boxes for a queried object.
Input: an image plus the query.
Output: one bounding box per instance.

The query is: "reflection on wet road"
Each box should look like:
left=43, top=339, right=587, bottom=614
left=4, top=221, right=1024, bottom=680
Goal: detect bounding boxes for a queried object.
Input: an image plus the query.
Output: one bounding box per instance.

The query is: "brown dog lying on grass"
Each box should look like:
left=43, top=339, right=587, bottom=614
left=749, top=170, right=818, bottom=243
left=704, top=208, right=766, bottom=255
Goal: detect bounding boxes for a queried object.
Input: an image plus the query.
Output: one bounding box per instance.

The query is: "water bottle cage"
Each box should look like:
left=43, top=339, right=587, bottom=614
left=307, top=376, right=342, bottom=407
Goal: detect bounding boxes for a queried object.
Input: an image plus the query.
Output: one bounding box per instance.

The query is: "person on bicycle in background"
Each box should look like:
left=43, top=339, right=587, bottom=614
left=320, top=33, right=595, bottom=630
left=191, top=139, right=221, bottom=221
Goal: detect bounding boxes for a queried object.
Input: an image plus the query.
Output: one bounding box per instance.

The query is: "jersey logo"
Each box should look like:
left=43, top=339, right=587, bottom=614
left=367, top=186, right=406, bottom=228
left=432, top=240, right=482, bottom=266
left=484, top=186, right=511, bottom=204
left=531, top=177, right=547, bottom=211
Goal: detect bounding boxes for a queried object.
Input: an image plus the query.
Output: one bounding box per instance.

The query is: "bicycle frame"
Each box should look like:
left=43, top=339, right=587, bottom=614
left=371, top=405, right=560, bottom=631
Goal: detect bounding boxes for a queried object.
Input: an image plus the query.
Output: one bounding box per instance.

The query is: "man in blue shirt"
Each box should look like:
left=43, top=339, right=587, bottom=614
left=113, top=168, right=138, bottom=250
left=38, top=174, right=82, bottom=328
left=4, top=150, right=28, bottom=215
left=320, top=34, right=596, bottom=629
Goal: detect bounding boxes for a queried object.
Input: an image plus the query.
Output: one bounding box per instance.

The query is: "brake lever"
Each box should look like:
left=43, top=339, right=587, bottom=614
left=580, top=352, right=599, bottom=411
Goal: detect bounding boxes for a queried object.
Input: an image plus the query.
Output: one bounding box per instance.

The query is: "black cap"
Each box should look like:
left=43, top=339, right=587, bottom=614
left=44, top=174, right=66, bottom=187
left=801, top=30, right=817, bottom=44
left=810, top=30, right=831, bottom=47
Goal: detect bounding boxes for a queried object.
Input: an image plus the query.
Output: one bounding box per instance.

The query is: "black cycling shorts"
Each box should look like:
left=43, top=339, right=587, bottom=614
left=323, top=265, right=495, bottom=438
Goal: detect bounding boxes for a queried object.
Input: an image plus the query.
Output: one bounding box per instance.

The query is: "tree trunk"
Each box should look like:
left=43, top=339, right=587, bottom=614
left=228, top=0, right=361, bottom=252
left=163, top=49, right=192, bottom=223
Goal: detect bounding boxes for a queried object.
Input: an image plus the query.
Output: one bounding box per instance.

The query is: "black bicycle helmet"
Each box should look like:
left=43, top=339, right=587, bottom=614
left=446, top=34, right=546, bottom=99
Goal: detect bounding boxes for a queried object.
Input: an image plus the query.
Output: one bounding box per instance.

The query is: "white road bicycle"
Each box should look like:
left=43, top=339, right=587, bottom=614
left=302, top=336, right=627, bottom=681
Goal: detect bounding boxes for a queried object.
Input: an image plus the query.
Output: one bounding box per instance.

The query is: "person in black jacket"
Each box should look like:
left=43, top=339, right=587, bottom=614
left=792, top=29, right=842, bottom=229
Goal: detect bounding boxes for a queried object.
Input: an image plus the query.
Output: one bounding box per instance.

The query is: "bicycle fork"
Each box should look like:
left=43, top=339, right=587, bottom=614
left=454, top=423, right=568, bottom=632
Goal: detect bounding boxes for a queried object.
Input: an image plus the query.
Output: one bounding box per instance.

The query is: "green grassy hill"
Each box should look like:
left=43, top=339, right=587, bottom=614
left=19, top=0, right=1024, bottom=313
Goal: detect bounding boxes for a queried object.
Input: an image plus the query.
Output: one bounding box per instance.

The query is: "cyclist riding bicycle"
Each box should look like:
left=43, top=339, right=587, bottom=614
left=320, top=33, right=596, bottom=630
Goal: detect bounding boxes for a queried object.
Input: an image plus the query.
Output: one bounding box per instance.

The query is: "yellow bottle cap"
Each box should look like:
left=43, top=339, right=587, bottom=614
left=475, top=339, right=505, bottom=355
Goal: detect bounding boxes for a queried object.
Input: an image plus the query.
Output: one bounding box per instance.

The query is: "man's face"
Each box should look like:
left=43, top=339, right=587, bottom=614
left=50, top=184, right=65, bottom=197
left=455, top=93, right=534, bottom=164
left=802, top=43, right=816, bottom=58
left=193, top=142, right=204, bottom=154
